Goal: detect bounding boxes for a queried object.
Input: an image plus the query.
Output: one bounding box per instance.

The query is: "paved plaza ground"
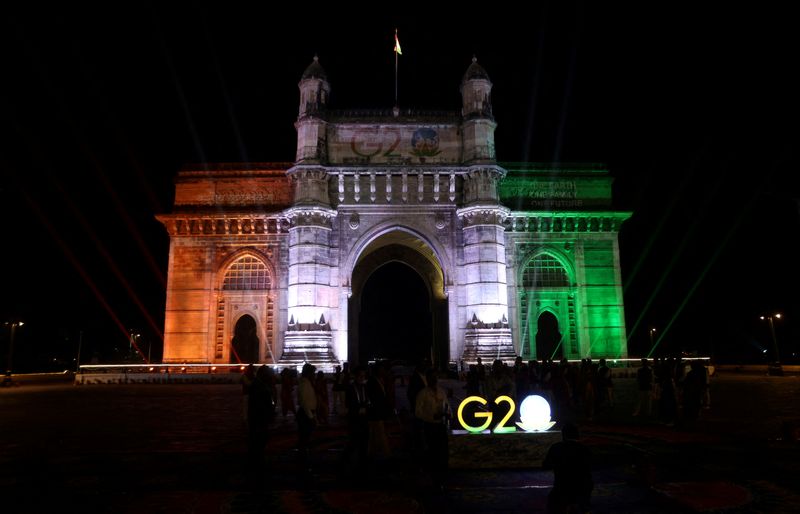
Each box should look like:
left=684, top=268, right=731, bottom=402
left=1, top=371, right=799, bottom=513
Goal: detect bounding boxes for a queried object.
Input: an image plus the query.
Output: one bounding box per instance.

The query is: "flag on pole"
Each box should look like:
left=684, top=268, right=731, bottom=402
left=394, top=30, right=402, bottom=55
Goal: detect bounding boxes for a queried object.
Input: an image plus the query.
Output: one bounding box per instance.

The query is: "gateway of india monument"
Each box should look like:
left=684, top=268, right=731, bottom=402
left=156, top=56, right=631, bottom=370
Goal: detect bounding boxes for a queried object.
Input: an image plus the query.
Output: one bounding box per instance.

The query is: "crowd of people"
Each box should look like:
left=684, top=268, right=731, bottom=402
left=240, top=359, right=451, bottom=485
left=240, top=355, right=711, bottom=510
left=462, top=355, right=710, bottom=427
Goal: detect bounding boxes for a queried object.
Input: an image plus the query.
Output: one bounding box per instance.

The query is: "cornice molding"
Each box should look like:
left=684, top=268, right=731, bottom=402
left=505, top=211, right=632, bottom=233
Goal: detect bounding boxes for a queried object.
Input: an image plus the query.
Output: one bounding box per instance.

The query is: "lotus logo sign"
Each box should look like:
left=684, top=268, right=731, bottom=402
left=457, top=394, right=556, bottom=434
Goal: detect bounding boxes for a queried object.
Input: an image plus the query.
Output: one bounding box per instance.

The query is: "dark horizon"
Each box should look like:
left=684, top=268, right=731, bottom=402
left=2, top=4, right=798, bottom=370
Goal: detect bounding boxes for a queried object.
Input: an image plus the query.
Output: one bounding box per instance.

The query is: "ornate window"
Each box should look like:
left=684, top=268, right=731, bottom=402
left=222, top=256, right=271, bottom=290
left=522, top=255, right=569, bottom=288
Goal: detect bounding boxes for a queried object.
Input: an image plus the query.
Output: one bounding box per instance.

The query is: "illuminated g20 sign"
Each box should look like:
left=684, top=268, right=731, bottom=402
left=457, top=394, right=556, bottom=434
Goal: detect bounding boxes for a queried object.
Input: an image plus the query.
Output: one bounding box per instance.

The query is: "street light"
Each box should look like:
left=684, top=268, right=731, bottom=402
left=759, top=313, right=782, bottom=375
left=649, top=328, right=656, bottom=351
left=4, top=321, right=24, bottom=386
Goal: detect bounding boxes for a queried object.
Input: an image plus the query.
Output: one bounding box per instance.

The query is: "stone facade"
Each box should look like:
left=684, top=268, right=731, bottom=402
left=156, top=57, right=631, bottom=369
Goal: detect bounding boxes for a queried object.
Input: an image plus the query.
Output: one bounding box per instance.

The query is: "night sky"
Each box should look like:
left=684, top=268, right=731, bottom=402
left=2, top=4, right=797, bottom=370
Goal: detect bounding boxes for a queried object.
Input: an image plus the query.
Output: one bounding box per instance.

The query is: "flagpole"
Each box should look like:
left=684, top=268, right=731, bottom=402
left=394, top=28, right=399, bottom=107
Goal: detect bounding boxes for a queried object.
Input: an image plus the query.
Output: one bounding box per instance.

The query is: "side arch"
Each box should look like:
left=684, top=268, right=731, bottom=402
left=213, top=248, right=277, bottom=364
left=517, top=248, right=577, bottom=360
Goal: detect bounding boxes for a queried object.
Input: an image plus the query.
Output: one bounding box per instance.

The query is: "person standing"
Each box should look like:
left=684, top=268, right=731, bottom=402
left=415, top=369, right=450, bottom=489
left=314, top=370, right=329, bottom=425
left=367, top=364, right=391, bottom=460
left=297, top=363, right=317, bottom=471
left=633, top=358, right=653, bottom=417
left=241, top=364, right=256, bottom=423
left=344, top=366, right=370, bottom=470
left=406, top=360, right=428, bottom=470
left=280, top=367, right=296, bottom=418
left=247, top=365, right=276, bottom=471
left=542, top=423, right=593, bottom=513
left=332, top=364, right=346, bottom=416
left=597, top=358, right=614, bottom=409
left=681, top=361, right=707, bottom=425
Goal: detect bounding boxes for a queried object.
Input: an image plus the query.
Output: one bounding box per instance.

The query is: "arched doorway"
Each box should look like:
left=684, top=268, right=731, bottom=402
left=519, top=252, right=576, bottom=359
left=218, top=253, right=273, bottom=364
left=359, top=262, right=433, bottom=363
left=536, top=311, right=562, bottom=360
left=231, top=315, right=259, bottom=363
left=348, top=230, right=449, bottom=367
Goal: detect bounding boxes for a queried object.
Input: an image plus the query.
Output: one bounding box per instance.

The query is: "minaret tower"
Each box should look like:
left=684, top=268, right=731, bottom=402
left=457, top=57, right=515, bottom=362
left=460, top=56, right=495, bottom=163
left=295, top=55, right=330, bottom=163
left=281, top=56, right=338, bottom=369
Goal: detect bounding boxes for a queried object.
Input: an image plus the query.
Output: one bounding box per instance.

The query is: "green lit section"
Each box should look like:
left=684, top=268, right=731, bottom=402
left=503, top=165, right=630, bottom=361
left=517, top=234, right=628, bottom=359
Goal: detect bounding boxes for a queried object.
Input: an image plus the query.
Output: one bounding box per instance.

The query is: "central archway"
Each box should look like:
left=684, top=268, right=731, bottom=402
left=359, top=262, right=433, bottom=362
left=348, top=230, right=449, bottom=367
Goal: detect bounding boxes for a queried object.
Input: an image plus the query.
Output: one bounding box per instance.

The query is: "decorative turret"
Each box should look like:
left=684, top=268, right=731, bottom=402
left=295, top=56, right=330, bottom=164
left=460, top=56, right=493, bottom=120
left=460, top=57, right=497, bottom=164
left=298, top=55, right=330, bottom=118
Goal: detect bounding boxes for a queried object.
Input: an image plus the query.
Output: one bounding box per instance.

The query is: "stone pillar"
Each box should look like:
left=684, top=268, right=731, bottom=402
left=458, top=166, right=515, bottom=362
left=281, top=166, right=339, bottom=371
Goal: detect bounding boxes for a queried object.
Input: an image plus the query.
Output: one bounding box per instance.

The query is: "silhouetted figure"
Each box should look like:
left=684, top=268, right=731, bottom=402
left=314, top=370, right=329, bottom=425
left=247, top=366, right=276, bottom=471
left=407, top=361, right=428, bottom=412
left=415, top=369, right=450, bottom=489
left=280, top=367, right=296, bottom=417
left=465, top=365, right=480, bottom=395
left=476, top=357, right=486, bottom=394
left=407, top=360, right=428, bottom=470
left=297, top=363, right=317, bottom=471
left=633, top=358, right=653, bottom=417
left=597, top=358, right=614, bottom=408
left=344, top=366, right=370, bottom=471
left=241, top=364, right=256, bottom=423
left=367, top=364, right=391, bottom=460
left=542, top=423, right=593, bottom=513
left=658, top=359, right=678, bottom=426
left=682, top=361, right=706, bottom=425
left=332, top=365, right=345, bottom=415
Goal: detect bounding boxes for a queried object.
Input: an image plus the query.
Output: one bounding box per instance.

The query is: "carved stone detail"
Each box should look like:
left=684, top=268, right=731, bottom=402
left=349, top=212, right=360, bottom=229
left=457, top=205, right=510, bottom=227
